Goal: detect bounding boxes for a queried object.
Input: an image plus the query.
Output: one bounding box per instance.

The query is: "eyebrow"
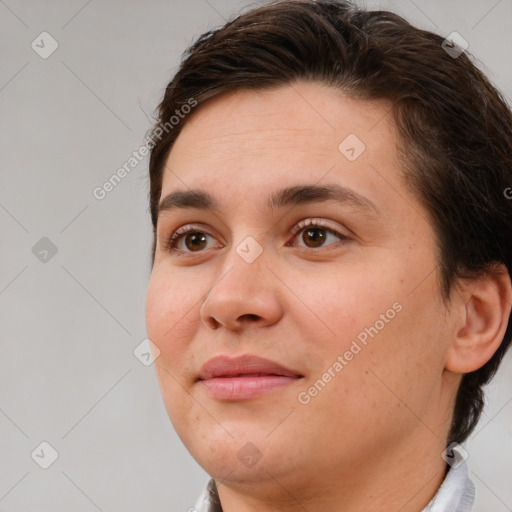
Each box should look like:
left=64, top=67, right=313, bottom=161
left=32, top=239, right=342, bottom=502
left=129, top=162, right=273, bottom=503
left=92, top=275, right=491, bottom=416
left=157, top=184, right=379, bottom=217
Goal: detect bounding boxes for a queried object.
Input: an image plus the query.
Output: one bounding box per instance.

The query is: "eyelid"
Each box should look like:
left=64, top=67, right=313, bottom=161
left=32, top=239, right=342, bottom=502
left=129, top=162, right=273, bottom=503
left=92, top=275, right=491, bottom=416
left=289, top=218, right=348, bottom=238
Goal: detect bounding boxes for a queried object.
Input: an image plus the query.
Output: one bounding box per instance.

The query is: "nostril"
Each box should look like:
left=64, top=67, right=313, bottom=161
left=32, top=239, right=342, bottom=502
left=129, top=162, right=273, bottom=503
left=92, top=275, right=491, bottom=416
left=206, top=317, right=221, bottom=330
left=239, top=314, right=260, bottom=321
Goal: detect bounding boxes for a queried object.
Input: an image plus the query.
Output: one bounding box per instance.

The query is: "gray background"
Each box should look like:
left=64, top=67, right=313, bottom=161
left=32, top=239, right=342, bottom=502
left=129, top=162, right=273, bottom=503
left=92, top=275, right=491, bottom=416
left=0, top=0, right=511, bottom=510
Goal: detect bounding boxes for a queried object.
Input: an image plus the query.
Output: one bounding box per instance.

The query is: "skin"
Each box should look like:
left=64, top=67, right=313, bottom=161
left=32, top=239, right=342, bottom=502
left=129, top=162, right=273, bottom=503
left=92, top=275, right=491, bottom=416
left=145, top=81, right=511, bottom=511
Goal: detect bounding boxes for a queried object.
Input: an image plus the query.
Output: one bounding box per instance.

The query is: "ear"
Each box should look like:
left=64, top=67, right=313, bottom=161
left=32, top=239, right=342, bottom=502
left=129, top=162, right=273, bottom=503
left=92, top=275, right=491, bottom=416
left=445, top=264, right=512, bottom=373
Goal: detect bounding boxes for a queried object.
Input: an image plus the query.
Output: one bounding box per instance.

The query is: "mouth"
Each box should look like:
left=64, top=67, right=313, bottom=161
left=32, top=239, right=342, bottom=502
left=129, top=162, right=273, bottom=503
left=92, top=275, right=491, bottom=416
left=197, top=354, right=303, bottom=401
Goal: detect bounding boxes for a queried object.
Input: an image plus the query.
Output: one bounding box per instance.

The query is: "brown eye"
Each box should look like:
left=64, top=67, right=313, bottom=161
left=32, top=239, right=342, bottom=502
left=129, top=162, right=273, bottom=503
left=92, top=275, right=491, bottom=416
left=290, top=219, right=348, bottom=250
left=166, top=227, right=217, bottom=253
left=302, top=228, right=327, bottom=248
left=183, top=232, right=208, bottom=251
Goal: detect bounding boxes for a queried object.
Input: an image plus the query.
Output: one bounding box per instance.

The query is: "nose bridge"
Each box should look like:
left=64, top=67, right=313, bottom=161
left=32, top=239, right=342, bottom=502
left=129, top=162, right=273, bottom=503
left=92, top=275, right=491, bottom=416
left=207, top=237, right=267, bottom=304
left=199, top=236, right=283, bottom=330
left=214, top=219, right=269, bottom=287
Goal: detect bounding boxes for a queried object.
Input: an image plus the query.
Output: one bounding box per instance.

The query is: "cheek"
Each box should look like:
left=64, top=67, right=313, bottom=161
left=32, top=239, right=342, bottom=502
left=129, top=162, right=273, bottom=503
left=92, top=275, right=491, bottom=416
left=295, top=260, right=444, bottom=402
left=285, top=261, right=401, bottom=350
left=145, top=269, right=199, bottom=364
left=296, top=305, right=444, bottom=458
left=145, top=270, right=202, bottom=433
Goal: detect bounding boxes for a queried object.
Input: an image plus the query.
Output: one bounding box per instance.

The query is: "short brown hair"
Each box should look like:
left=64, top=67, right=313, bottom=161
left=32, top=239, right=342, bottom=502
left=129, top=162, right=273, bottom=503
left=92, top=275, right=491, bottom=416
left=147, top=0, right=512, bottom=445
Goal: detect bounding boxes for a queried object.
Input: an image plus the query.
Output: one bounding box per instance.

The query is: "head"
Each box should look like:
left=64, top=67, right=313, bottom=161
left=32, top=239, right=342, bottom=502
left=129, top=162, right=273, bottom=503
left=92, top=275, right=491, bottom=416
left=145, top=0, right=512, bottom=503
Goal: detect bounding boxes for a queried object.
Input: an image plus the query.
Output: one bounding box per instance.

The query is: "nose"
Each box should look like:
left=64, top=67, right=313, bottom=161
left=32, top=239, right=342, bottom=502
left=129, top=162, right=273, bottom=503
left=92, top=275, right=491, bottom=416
left=199, top=255, right=284, bottom=332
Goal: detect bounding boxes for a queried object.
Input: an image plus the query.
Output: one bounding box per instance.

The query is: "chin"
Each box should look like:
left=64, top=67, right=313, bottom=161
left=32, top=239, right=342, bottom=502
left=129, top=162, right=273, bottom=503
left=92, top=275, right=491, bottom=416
left=188, top=428, right=287, bottom=475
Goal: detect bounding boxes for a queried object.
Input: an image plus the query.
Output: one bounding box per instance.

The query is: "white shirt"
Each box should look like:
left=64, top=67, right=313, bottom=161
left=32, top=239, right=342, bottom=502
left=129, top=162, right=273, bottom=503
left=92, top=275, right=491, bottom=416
left=192, top=459, right=475, bottom=512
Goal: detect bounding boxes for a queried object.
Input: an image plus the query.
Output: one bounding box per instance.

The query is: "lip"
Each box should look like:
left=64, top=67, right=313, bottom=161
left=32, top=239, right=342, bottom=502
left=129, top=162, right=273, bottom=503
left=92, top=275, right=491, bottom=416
left=197, top=354, right=303, bottom=401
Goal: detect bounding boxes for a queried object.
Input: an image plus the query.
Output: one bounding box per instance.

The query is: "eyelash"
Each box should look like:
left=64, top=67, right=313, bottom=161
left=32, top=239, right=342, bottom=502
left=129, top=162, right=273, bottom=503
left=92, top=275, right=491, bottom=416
left=164, top=218, right=349, bottom=254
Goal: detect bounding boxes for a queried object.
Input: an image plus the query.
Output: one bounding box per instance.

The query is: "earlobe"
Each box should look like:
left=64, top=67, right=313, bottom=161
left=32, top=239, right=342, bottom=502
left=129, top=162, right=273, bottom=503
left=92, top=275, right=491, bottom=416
left=445, top=265, right=512, bottom=374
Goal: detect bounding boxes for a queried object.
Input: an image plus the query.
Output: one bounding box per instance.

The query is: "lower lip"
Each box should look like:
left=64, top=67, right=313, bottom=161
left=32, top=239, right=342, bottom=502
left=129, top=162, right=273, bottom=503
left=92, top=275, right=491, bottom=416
left=199, top=375, right=300, bottom=401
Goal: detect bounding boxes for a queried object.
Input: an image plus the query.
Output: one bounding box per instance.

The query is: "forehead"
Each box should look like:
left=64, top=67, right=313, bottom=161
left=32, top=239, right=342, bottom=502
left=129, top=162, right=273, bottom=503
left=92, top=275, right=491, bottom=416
left=160, top=82, right=403, bottom=212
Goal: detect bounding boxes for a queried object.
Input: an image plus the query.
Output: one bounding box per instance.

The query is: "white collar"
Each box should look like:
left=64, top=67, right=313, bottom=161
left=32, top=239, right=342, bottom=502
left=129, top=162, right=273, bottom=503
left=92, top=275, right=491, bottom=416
left=423, top=459, right=475, bottom=511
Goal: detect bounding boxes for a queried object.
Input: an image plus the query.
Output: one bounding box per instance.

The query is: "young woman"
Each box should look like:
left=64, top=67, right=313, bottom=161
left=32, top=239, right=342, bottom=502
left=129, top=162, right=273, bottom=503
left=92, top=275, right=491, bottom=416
left=145, top=1, right=512, bottom=510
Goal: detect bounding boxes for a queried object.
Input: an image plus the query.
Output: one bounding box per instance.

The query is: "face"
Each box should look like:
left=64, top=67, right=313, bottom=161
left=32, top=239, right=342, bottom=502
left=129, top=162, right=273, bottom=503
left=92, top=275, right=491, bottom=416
left=145, top=82, right=457, bottom=493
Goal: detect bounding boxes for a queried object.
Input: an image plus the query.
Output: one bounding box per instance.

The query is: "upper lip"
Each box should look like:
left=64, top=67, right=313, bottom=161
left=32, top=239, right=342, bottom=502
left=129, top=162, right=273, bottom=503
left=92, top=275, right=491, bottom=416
left=197, top=354, right=302, bottom=380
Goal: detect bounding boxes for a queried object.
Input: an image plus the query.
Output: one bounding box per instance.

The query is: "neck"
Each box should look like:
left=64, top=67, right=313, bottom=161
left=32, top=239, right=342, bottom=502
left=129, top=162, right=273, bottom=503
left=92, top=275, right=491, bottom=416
left=214, top=429, right=449, bottom=512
